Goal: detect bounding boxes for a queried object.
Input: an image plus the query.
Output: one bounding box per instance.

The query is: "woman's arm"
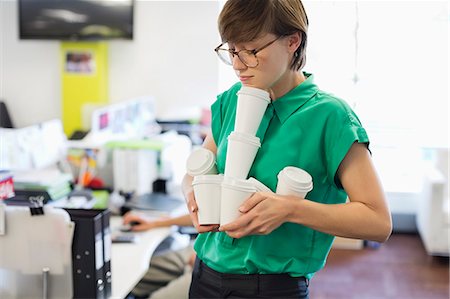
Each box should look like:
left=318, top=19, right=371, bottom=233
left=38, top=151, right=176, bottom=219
left=220, top=143, right=392, bottom=243
left=288, top=142, right=392, bottom=242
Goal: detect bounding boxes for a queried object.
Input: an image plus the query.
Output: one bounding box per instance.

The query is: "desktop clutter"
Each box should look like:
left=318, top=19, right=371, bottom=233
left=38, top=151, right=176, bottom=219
left=0, top=146, right=188, bottom=299
left=0, top=98, right=193, bottom=298
left=0, top=119, right=111, bottom=299
left=0, top=146, right=189, bottom=299
left=188, top=86, right=313, bottom=226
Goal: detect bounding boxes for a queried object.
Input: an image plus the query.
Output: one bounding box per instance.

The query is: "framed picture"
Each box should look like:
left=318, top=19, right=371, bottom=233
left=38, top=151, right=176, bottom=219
left=65, top=51, right=95, bottom=74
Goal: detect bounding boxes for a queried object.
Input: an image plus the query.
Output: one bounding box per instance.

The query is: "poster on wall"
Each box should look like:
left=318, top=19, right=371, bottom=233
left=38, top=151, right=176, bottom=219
left=65, top=51, right=95, bottom=74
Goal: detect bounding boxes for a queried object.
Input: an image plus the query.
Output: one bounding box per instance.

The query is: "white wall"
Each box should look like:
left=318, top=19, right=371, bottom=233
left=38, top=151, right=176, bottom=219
left=0, top=0, right=61, bottom=127
left=0, top=0, right=220, bottom=128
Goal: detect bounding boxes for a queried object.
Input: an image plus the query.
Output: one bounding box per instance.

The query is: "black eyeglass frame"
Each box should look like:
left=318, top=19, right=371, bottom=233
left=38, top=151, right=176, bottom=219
left=214, top=36, right=283, bottom=68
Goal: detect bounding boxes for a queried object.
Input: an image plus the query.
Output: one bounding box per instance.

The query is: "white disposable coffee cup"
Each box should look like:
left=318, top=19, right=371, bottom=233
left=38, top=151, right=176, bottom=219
left=235, top=86, right=270, bottom=135
left=224, top=131, right=261, bottom=179
left=276, top=167, right=313, bottom=198
left=220, top=177, right=256, bottom=225
left=192, top=174, right=223, bottom=225
left=247, top=177, right=272, bottom=193
left=186, top=147, right=218, bottom=176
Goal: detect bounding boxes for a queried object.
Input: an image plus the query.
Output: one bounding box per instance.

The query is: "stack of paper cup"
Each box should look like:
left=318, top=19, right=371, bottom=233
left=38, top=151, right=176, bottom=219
left=220, top=86, right=270, bottom=224
left=186, top=147, right=218, bottom=176
left=276, top=167, right=313, bottom=198
left=224, top=86, right=270, bottom=180
left=192, top=175, right=223, bottom=225
left=220, top=177, right=257, bottom=225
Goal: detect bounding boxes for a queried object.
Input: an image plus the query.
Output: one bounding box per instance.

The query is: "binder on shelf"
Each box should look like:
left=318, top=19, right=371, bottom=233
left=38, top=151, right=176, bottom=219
left=101, top=209, right=112, bottom=298
left=64, top=209, right=107, bottom=299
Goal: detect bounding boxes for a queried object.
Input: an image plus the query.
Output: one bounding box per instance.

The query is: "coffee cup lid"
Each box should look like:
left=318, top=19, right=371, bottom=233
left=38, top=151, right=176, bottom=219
left=237, top=86, right=270, bottom=103
left=192, top=174, right=224, bottom=185
left=222, top=177, right=257, bottom=193
left=186, top=147, right=216, bottom=176
left=247, top=177, right=272, bottom=192
left=278, top=167, right=313, bottom=191
left=227, top=131, right=261, bottom=147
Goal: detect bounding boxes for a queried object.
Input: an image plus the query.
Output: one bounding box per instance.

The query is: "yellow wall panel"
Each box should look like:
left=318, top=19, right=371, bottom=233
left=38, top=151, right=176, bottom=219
left=61, top=42, right=109, bottom=136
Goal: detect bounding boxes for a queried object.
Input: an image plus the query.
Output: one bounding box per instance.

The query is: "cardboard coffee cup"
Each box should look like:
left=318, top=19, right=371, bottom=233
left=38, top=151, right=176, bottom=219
left=276, top=167, right=313, bottom=198
left=192, top=174, right=223, bottom=225
left=235, top=86, right=270, bottom=135
left=220, top=177, right=256, bottom=225
left=186, top=147, right=218, bottom=176
left=224, top=131, right=261, bottom=179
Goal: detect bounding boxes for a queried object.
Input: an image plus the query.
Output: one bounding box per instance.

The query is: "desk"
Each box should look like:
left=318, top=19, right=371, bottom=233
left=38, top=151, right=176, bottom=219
left=110, top=217, right=171, bottom=299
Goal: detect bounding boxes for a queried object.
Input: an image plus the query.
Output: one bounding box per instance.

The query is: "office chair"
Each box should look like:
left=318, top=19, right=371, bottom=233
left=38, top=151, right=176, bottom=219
left=0, top=101, right=14, bottom=128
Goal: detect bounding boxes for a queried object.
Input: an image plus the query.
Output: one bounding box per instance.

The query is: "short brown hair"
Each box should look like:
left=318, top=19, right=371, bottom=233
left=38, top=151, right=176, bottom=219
left=218, top=0, right=309, bottom=70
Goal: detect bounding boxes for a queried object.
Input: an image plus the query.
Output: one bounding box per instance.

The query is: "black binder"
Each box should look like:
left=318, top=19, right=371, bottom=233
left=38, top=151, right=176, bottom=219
left=65, top=209, right=107, bottom=299
left=101, top=209, right=112, bottom=298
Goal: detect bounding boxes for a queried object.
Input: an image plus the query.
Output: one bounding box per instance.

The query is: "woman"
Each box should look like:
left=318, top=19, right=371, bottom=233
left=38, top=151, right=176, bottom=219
left=183, top=1, right=392, bottom=298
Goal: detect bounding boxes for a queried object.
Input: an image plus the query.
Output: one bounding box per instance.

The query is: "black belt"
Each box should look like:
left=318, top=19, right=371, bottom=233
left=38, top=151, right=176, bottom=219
left=195, top=258, right=309, bottom=292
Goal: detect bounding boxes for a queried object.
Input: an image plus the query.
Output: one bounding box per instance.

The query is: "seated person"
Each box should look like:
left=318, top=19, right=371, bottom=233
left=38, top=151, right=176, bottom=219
left=123, top=213, right=195, bottom=299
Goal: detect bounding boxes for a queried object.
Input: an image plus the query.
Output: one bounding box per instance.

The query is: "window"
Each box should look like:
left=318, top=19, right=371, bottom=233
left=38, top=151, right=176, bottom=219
left=218, top=1, right=449, bottom=149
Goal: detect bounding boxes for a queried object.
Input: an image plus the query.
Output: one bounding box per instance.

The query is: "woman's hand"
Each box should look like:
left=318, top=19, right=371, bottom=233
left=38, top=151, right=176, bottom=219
left=219, top=192, right=297, bottom=238
left=185, top=186, right=220, bottom=234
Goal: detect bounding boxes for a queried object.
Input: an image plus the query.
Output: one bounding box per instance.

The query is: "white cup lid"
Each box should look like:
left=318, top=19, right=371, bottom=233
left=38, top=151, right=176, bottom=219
left=186, top=147, right=216, bottom=176
left=237, top=86, right=270, bottom=103
left=247, top=177, right=272, bottom=192
left=227, top=131, right=261, bottom=147
left=192, top=174, right=224, bottom=185
left=278, top=167, right=313, bottom=191
left=222, top=177, right=257, bottom=193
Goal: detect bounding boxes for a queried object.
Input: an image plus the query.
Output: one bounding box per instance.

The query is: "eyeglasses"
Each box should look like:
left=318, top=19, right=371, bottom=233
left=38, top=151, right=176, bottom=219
left=214, top=36, right=282, bottom=68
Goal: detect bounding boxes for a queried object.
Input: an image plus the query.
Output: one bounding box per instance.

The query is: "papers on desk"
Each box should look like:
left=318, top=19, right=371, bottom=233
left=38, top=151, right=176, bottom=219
left=0, top=119, right=67, bottom=171
left=13, top=167, right=72, bottom=186
left=12, top=167, right=73, bottom=202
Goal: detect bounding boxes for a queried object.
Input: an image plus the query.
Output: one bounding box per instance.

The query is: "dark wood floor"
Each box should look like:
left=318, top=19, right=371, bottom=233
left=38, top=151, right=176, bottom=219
left=309, top=233, right=449, bottom=299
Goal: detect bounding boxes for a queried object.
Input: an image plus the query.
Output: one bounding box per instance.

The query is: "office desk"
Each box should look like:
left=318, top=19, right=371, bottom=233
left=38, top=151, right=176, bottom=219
left=110, top=217, right=171, bottom=299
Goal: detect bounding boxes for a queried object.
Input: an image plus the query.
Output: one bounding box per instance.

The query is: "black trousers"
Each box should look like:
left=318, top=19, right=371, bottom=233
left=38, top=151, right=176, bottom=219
left=189, top=258, right=309, bottom=299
